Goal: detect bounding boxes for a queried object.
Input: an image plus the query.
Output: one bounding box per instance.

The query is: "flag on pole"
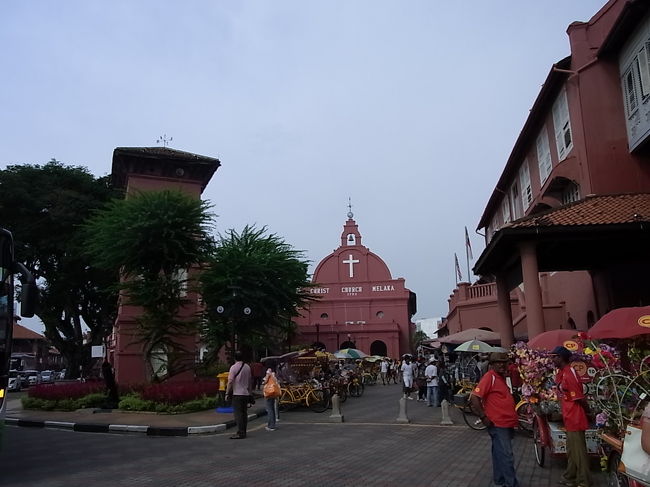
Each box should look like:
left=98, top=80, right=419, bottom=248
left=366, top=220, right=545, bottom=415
left=465, top=226, right=473, bottom=260
left=454, top=253, right=462, bottom=282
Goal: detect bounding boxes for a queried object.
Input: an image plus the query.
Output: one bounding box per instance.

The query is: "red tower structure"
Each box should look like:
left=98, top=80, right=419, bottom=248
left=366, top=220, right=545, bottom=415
left=295, top=208, right=416, bottom=358
left=109, top=147, right=220, bottom=384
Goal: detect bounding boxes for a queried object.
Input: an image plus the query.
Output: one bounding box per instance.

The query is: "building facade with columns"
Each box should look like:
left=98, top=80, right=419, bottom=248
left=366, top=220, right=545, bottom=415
left=295, top=212, right=417, bottom=358
left=473, top=0, right=650, bottom=346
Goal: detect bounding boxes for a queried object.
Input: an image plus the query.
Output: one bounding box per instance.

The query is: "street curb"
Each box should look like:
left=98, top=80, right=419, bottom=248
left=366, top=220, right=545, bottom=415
left=4, top=407, right=268, bottom=437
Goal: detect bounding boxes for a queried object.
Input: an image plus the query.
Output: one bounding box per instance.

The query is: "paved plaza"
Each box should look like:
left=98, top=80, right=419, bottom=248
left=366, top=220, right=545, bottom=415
left=1, top=383, right=607, bottom=487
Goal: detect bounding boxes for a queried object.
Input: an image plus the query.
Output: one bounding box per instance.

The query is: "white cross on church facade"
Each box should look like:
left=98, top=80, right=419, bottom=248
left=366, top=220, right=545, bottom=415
left=342, top=254, right=360, bottom=278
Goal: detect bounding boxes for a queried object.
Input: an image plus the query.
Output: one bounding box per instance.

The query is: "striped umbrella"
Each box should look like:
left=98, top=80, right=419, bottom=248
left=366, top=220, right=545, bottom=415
left=335, top=348, right=368, bottom=359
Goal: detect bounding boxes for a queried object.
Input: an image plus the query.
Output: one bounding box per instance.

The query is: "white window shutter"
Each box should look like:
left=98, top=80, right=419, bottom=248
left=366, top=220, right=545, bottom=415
left=536, top=130, right=552, bottom=184
left=638, top=45, right=650, bottom=97
left=502, top=196, right=511, bottom=224
left=553, top=99, right=565, bottom=159
left=519, top=162, right=532, bottom=210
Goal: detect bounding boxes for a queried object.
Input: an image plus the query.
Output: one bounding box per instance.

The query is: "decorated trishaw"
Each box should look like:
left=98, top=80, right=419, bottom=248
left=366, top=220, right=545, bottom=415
left=585, top=306, right=650, bottom=487
left=513, top=338, right=602, bottom=467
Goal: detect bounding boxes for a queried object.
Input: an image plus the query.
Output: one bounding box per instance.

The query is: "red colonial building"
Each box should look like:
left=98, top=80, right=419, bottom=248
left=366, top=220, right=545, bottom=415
left=448, top=0, right=650, bottom=346
left=295, top=211, right=417, bottom=358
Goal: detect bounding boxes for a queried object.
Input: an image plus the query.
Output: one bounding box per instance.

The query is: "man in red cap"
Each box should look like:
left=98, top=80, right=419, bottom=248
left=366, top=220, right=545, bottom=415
left=552, top=346, right=591, bottom=487
left=470, top=352, right=519, bottom=487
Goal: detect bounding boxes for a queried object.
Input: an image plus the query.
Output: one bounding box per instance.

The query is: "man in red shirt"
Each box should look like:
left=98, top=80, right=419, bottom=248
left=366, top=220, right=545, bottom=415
left=552, top=346, right=591, bottom=487
left=470, top=352, right=520, bottom=487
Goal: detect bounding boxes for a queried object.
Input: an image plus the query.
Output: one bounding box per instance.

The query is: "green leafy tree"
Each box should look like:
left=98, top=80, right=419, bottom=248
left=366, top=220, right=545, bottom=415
left=84, top=190, right=215, bottom=379
left=412, top=329, right=430, bottom=351
left=200, top=226, right=315, bottom=361
left=0, top=160, right=117, bottom=378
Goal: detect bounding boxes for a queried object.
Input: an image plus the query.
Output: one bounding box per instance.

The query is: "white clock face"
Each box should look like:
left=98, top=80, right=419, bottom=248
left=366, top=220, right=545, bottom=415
left=216, top=306, right=225, bottom=314
left=243, top=307, right=252, bottom=315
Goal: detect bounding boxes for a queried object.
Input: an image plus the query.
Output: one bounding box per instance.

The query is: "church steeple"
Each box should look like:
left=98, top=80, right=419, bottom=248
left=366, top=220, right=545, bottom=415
left=341, top=198, right=362, bottom=247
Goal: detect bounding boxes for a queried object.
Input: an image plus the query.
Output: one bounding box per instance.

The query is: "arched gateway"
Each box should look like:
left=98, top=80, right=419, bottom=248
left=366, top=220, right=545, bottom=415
left=370, top=340, right=387, bottom=357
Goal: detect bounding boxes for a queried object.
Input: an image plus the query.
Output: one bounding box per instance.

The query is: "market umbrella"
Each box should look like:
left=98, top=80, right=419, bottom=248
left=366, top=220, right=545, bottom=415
left=454, top=339, right=496, bottom=353
left=589, top=306, right=650, bottom=339
left=528, top=329, right=582, bottom=351
left=335, top=348, right=368, bottom=359
left=438, top=328, right=501, bottom=345
left=334, top=351, right=352, bottom=359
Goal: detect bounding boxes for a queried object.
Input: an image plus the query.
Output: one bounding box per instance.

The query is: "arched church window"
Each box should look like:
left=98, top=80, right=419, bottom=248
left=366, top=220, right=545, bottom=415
left=376, top=311, right=384, bottom=318
left=320, top=313, right=329, bottom=319
left=347, top=234, right=356, bottom=245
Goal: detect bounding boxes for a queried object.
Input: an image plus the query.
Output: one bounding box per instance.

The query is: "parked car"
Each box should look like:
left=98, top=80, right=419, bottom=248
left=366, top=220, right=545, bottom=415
left=24, top=370, right=41, bottom=386
left=8, top=370, right=21, bottom=392
left=40, top=370, right=55, bottom=383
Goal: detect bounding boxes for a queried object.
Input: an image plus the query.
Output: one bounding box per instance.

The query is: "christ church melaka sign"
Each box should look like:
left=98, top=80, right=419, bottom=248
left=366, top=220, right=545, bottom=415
left=309, top=284, right=398, bottom=297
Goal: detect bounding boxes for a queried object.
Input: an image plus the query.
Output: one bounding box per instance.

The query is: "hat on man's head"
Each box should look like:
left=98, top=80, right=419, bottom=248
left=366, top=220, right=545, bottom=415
left=488, top=352, right=510, bottom=363
left=429, top=357, right=438, bottom=364
left=550, top=346, right=572, bottom=361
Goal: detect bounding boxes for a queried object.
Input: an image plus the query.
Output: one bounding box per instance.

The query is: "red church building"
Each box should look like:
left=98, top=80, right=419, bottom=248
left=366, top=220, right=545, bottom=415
left=295, top=210, right=417, bottom=358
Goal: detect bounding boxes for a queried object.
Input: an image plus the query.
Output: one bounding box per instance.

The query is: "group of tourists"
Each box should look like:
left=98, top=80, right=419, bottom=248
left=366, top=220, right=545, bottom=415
left=393, top=354, right=452, bottom=407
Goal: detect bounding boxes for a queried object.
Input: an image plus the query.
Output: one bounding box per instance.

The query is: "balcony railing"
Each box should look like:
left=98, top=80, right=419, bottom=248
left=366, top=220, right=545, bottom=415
left=467, top=283, right=496, bottom=300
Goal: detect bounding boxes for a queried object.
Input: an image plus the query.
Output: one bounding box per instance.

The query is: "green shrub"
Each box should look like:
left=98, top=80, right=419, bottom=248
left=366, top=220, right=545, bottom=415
left=78, top=393, right=106, bottom=409
left=117, top=394, right=154, bottom=411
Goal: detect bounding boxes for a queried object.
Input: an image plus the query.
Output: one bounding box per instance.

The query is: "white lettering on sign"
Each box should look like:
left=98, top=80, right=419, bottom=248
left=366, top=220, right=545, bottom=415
left=341, top=286, right=362, bottom=293
left=342, top=254, right=360, bottom=278
left=372, top=285, right=395, bottom=292
left=310, top=288, right=330, bottom=294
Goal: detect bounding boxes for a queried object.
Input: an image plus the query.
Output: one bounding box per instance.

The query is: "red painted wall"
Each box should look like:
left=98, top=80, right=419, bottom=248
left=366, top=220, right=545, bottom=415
left=295, top=217, right=415, bottom=357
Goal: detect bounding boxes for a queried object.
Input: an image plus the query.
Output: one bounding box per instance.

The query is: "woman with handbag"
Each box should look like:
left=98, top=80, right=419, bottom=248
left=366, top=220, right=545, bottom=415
left=263, top=366, right=281, bottom=431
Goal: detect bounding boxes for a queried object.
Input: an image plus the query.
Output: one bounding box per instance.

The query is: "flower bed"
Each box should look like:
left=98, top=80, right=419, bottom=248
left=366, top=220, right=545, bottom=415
left=28, top=381, right=105, bottom=400
left=22, top=379, right=220, bottom=413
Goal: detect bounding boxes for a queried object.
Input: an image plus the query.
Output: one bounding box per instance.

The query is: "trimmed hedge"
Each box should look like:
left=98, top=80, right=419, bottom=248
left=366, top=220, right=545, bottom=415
left=23, top=380, right=220, bottom=413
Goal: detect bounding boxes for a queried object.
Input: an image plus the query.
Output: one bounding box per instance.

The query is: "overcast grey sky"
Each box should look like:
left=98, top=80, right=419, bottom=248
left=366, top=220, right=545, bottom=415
left=2, top=1, right=607, bottom=332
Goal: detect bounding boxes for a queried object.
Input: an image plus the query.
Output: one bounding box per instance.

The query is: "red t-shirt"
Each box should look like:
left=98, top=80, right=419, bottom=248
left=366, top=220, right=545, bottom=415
left=473, top=370, right=518, bottom=428
left=556, top=365, right=589, bottom=432
left=507, top=363, right=523, bottom=388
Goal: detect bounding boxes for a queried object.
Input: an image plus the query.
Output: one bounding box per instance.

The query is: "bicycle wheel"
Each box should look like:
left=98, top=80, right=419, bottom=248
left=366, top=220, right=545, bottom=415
left=461, top=398, right=486, bottom=431
left=307, top=389, right=329, bottom=413
left=533, top=418, right=546, bottom=467
left=278, top=388, right=294, bottom=412
left=515, top=401, right=534, bottom=435
left=607, top=452, right=629, bottom=487
left=348, top=381, right=362, bottom=397
left=462, top=408, right=487, bottom=430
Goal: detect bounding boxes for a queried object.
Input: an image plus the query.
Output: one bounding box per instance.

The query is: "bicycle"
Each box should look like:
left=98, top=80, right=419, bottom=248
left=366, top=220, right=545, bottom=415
left=348, top=375, right=364, bottom=397
left=452, top=379, right=486, bottom=431
left=278, top=380, right=330, bottom=413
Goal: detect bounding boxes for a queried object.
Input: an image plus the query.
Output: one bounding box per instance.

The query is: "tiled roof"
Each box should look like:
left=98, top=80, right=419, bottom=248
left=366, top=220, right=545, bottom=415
left=113, top=147, right=220, bottom=163
left=13, top=322, right=46, bottom=340
left=508, top=193, right=650, bottom=228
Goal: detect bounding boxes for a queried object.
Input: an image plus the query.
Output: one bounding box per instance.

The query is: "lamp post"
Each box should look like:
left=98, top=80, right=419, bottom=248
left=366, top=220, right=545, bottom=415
left=215, top=286, right=252, bottom=363
left=315, top=322, right=320, bottom=347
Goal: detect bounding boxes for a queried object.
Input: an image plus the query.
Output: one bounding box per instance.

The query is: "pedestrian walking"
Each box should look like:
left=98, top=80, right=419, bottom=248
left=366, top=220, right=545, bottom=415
left=438, top=361, right=451, bottom=403
left=425, top=358, right=439, bottom=407
left=470, top=352, right=520, bottom=487
left=380, top=359, right=388, bottom=385
left=262, top=366, right=281, bottom=431
left=416, top=358, right=427, bottom=401
left=226, top=351, right=253, bottom=440
left=552, top=346, right=592, bottom=487
left=401, top=355, right=416, bottom=399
